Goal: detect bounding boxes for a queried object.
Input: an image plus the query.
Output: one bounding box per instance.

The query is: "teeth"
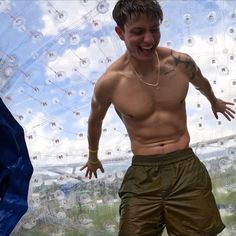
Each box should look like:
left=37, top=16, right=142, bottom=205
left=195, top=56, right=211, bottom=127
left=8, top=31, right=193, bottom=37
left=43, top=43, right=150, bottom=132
left=141, top=46, right=153, bottom=50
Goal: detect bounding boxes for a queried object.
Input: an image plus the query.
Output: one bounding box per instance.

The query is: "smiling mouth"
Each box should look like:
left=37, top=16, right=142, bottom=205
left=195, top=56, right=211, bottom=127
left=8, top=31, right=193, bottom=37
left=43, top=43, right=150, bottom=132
left=139, top=45, right=155, bottom=53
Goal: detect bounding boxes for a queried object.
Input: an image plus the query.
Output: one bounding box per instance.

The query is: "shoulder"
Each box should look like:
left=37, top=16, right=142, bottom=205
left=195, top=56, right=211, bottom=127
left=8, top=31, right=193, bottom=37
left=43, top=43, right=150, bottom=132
left=157, top=47, right=193, bottom=61
left=167, top=48, right=198, bottom=71
left=171, top=50, right=198, bottom=71
left=93, top=55, right=128, bottom=98
left=157, top=47, right=191, bottom=65
left=158, top=47, right=199, bottom=80
left=95, top=57, right=123, bottom=89
left=96, top=53, right=129, bottom=86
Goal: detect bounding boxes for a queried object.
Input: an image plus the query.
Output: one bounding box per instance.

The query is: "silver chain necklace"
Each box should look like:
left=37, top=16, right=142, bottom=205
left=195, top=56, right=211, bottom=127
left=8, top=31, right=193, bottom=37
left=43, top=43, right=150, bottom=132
left=130, top=51, right=160, bottom=88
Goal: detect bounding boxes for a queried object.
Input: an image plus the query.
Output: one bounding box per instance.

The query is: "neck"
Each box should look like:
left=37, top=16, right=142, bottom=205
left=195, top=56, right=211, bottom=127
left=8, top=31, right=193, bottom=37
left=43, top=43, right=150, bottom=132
left=128, top=51, right=158, bottom=75
left=128, top=50, right=161, bottom=88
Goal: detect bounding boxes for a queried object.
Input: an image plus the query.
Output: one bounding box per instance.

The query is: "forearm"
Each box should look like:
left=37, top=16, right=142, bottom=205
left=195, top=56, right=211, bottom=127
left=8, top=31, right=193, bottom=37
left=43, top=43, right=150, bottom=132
left=196, top=79, right=217, bottom=105
left=87, top=118, right=102, bottom=160
left=81, top=117, right=105, bottom=179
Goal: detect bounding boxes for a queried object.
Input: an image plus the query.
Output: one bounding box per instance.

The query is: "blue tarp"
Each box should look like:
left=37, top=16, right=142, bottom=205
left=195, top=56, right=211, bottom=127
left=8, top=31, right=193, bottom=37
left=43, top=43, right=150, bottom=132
left=0, top=98, right=33, bottom=235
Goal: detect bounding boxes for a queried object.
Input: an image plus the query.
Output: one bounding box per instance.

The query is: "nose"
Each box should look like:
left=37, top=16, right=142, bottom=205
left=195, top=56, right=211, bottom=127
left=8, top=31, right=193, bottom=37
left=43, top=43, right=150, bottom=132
left=143, top=32, right=155, bottom=44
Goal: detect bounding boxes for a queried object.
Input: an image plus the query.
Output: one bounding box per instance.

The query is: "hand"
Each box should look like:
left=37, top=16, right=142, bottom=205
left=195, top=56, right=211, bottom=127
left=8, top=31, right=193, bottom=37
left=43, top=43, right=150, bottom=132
left=211, top=99, right=235, bottom=121
left=80, top=159, right=104, bottom=179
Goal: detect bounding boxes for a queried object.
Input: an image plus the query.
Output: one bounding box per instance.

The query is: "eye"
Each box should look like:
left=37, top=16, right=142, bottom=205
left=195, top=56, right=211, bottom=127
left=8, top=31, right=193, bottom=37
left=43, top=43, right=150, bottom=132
left=132, top=30, right=143, bottom=35
left=130, top=27, right=144, bottom=35
left=151, top=28, right=160, bottom=34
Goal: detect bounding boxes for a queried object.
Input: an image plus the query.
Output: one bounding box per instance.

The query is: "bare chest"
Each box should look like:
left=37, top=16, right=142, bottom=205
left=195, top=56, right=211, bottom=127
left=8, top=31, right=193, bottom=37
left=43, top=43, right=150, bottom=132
left=112, top=71, right=189, bottom=119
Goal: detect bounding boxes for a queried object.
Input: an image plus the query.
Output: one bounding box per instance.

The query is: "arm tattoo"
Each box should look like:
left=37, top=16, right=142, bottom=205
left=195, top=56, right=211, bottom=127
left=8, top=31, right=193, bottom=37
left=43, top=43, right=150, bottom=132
left=171, top=50, right=198, bottom=80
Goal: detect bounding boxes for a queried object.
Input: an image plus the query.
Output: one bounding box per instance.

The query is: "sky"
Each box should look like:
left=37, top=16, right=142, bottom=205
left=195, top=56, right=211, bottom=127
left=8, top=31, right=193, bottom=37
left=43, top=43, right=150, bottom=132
left=0, top=0, right=236, bottom=168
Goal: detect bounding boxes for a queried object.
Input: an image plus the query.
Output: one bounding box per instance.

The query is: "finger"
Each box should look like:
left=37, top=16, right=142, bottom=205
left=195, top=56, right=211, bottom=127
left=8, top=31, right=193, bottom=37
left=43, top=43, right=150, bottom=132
left=225, top=102, right=235, bottom=106
left=80, top=165, right=86, bottom=171
left=227, top=110, right=235, bottom=117
left=100, top=166, right=105, bottom=173
left=214, top=111, right=218, bottom=119
left=89, top=171, right=92, bottom=179
left=223, top=112, right=231, bottom=121
left=85, top=168, right=89, bottom=178
left=226, top=107, right=236, bottom=114
left=226, top=110, right=235, bottom=119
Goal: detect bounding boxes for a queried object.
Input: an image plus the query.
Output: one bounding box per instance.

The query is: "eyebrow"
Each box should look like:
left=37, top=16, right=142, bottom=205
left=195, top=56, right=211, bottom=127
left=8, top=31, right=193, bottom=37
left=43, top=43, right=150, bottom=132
left=130, top=24, right=160, bottom=30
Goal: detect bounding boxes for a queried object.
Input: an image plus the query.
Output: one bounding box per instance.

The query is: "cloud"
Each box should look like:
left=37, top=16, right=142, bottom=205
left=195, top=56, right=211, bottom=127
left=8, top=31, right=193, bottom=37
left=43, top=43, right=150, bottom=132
left=38, top=0, right=115, bottom=37
left=46, top=35, right=119, bottom=80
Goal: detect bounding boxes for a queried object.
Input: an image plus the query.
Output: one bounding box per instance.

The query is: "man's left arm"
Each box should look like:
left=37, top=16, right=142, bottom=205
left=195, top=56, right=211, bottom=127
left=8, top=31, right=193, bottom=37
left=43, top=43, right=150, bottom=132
left=189, top=57, right=235, bottom=121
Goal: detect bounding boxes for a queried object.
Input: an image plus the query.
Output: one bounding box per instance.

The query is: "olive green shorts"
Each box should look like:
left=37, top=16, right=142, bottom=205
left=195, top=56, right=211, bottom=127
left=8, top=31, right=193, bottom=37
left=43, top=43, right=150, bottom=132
left=118, top=148, right=225, bottom=236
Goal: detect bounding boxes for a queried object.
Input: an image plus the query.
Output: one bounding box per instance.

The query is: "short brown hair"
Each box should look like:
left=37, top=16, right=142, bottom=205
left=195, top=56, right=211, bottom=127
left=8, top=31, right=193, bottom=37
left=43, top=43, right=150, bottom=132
left=112, top=0, right=163, bottom=29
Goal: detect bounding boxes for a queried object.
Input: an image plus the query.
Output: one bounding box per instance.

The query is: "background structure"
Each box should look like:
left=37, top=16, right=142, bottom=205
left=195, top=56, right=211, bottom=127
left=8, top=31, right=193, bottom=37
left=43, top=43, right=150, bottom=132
left=0, top=0, right=235, bottom=235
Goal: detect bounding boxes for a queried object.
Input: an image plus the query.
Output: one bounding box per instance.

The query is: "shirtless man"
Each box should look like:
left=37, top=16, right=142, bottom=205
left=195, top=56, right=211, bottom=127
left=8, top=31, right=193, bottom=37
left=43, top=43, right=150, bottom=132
left=80, top=0, right=235, bottom=235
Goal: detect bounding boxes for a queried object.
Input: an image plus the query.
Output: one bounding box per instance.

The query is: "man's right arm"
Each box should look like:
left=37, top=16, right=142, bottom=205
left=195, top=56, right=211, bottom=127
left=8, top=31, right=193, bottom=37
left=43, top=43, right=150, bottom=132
left=80, top=75, right=112, bottom=178
left=87, top=93, right=110, bottom=158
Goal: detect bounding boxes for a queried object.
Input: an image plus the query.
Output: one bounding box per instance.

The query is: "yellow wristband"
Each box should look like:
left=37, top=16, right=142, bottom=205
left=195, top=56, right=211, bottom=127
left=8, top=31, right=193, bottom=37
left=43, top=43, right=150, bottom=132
left=88, top=159, right=100, bottom=165
left=89, top=148, right=98, bottom=153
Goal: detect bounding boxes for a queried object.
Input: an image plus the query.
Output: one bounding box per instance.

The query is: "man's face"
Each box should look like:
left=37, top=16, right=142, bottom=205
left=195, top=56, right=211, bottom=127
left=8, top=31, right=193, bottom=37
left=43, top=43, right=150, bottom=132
left=115, top=14, right=161, bottom=61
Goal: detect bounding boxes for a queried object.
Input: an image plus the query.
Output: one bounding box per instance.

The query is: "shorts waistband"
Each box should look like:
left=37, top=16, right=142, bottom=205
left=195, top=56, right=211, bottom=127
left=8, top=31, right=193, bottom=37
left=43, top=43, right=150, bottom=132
left=132, top=148, right=195, bottom=166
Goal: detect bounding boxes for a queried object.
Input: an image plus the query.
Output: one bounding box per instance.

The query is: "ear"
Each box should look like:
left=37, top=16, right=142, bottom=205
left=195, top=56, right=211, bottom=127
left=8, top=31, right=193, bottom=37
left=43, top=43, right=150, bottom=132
left=115, top=26, right=124, bottom=41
